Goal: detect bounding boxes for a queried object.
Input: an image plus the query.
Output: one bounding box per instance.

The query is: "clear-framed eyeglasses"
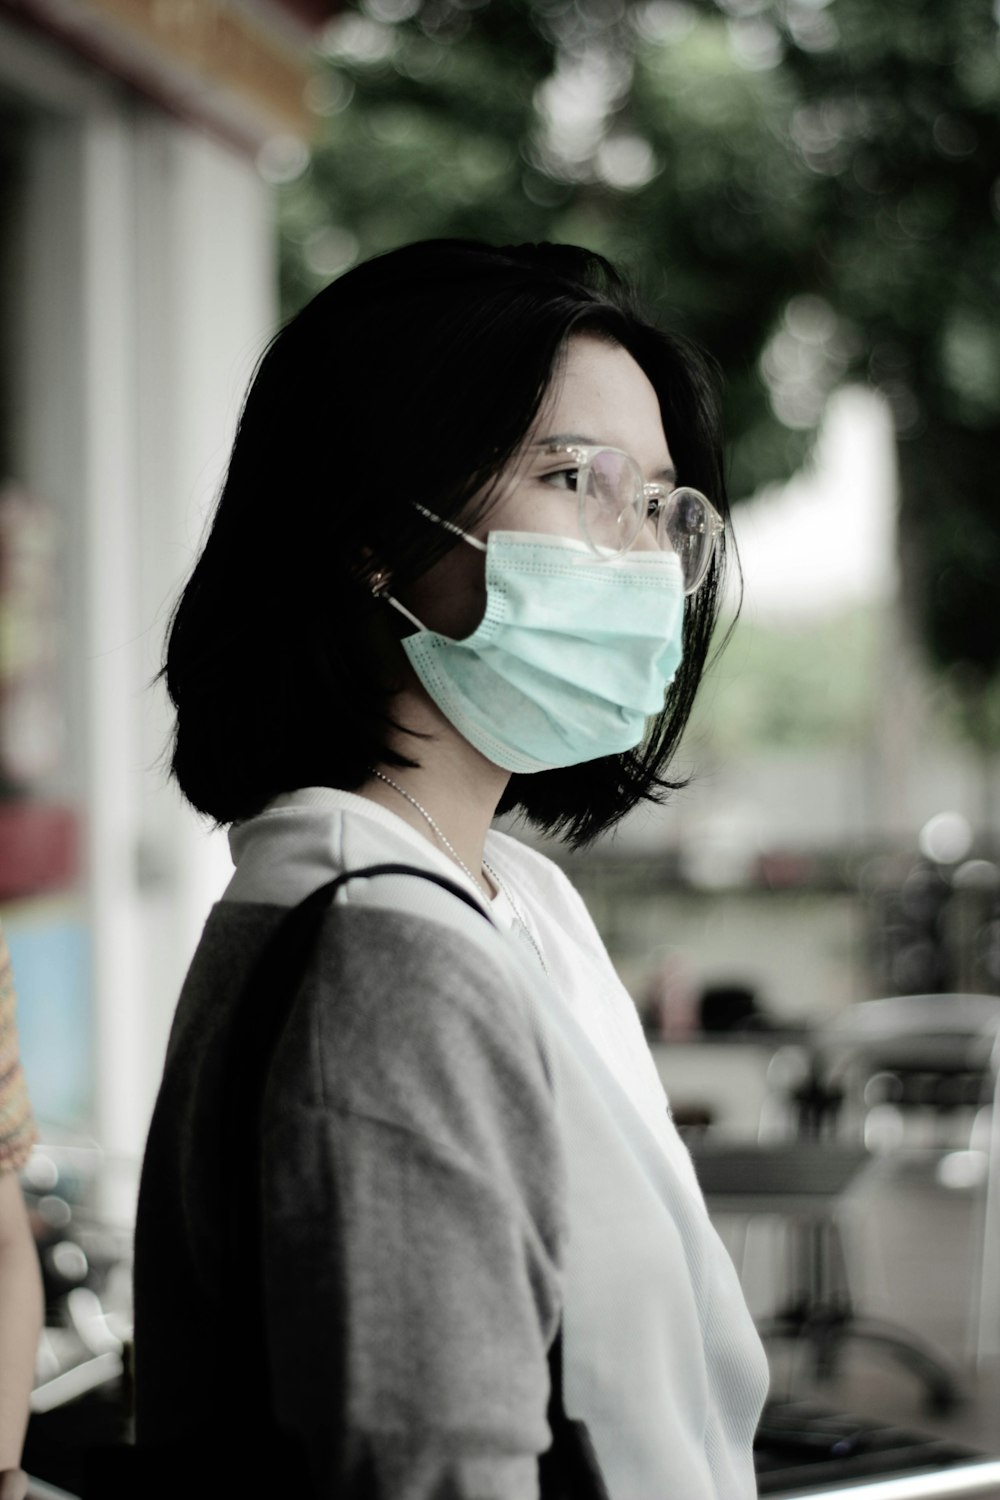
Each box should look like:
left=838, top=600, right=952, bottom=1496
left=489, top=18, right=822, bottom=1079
left=537, top=443, right=724, bottom=595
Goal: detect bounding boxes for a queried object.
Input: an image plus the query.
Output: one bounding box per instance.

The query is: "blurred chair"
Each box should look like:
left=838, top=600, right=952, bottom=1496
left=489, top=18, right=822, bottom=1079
left=801, top=994, right=1000, bottom=1372
left=690, top=1138, right=962, bottom=1413
left=815, top=995, right=1000, bottom=1155
left=971, top=1028, right=1000, bottom=1368
left=692, top=996, right=1000, bottom=1411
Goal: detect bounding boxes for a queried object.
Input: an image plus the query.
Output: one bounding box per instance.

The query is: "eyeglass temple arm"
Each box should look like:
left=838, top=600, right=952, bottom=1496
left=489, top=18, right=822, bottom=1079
left=413, top=503, right=487, bottom=553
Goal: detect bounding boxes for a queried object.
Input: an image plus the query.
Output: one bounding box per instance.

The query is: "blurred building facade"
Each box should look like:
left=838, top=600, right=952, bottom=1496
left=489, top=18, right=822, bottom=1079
left=0, top=0, right=334, bottom=1172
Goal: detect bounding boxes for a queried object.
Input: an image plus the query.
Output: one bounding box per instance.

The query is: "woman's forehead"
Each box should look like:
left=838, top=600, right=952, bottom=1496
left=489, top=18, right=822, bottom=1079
left=529, top=334, right=673, bottom=472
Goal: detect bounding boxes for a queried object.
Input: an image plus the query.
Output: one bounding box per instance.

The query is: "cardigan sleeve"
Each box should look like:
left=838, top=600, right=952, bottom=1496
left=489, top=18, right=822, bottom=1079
left=258, top=907, right=565, bottom=1500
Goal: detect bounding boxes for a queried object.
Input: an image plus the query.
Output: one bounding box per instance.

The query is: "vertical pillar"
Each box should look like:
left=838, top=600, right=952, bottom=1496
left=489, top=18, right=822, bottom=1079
left=79, top=108, right=145, bottom=1191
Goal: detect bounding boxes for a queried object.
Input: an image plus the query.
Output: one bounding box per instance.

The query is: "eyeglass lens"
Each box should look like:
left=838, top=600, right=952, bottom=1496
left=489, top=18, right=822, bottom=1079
left=579, top=450, right=715, bottom=591
left=659, top=488, right=715, bottom=594
left=578, top=449, right=646, bottom=555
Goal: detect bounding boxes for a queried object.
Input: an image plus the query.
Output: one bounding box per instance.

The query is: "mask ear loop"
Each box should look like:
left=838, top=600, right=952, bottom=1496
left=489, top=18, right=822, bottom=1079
left=377, top=505, right=487, bottom=633
left=381, top=592, right=428, bottom=633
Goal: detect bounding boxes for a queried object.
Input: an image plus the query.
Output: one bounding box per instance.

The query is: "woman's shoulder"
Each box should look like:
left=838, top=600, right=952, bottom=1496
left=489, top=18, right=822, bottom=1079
left=226, top=788, right=485, bottom=908
left=183, top=880, right=548, bottom=1091
left=486, top=828, right=575, bottom=894
left=305, top=902, right=553, bottom=1106
left=176, top=896, right=560, bottom=1181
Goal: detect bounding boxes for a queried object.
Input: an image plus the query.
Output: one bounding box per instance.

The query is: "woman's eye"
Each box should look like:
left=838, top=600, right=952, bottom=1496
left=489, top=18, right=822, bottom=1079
left=540, top=467, right=580, bottom=493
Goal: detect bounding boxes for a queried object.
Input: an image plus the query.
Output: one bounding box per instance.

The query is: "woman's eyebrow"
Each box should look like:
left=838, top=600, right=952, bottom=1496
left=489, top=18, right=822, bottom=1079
left=533, top=431, right=598, bottom=448
left=649, top=463, right=677, bottom=485
left=533, top=434, right=677, bottom=484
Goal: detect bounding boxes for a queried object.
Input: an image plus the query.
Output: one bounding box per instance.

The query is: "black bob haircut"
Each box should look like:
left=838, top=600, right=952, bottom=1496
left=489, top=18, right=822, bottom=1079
left=163, top=238, right=735, bottom=847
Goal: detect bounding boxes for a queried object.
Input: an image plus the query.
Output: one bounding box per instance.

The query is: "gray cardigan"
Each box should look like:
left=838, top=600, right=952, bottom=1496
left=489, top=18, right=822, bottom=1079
left=134, top=896, right=564, bottom=1499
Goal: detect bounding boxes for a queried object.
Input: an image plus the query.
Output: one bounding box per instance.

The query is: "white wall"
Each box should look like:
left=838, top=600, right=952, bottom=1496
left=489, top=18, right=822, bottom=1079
left=129, top=115, right=275, bottom=1154
left=3, top=22, right=276, bottom=1177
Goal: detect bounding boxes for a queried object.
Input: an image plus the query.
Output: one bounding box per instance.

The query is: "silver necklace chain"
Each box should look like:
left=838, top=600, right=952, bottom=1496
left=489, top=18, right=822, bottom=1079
left=482, top=857, right=549, bottom=976
left=371, top=769, right=490, bottom=896
left=370, top=769, right=549, bottom=975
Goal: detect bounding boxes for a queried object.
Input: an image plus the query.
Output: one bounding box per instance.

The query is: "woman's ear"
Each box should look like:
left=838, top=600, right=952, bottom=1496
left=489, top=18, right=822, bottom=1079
left=357, top=547, right=391, bottom=595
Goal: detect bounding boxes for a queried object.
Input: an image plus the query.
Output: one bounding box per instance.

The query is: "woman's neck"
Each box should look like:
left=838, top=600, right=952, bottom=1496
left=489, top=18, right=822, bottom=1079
left=357, top=690, right=510, bottom=896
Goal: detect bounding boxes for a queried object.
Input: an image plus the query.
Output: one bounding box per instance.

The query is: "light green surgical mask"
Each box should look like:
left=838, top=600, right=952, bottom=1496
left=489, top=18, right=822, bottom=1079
left=383, top=526, right=685, bottom=773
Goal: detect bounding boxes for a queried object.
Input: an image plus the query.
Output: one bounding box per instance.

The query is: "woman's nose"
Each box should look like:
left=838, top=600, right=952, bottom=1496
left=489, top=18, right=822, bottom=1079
left=632, top=510, right=668, bottom=554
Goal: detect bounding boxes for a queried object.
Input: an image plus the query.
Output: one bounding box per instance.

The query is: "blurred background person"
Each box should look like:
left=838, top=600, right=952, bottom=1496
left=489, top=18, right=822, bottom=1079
left=0, top=925, right=42, bottom=1500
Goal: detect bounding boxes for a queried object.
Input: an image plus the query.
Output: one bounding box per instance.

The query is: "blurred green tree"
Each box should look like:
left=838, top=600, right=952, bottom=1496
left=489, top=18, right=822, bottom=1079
left=279, top=2, right=565, bottom=311
left=759, top=0, right=1000, bottom=745
left=280, top=0, right=1000, bottom=734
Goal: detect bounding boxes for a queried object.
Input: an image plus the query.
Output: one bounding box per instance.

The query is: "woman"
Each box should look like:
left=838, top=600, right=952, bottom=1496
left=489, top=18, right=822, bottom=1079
left=133, top=240, right=768, bottom=1498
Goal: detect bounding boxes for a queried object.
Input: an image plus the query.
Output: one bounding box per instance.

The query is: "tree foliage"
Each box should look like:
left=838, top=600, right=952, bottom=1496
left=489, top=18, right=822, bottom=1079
left=762, top=0, right=1000, bottom=732
left=280, top=0, right=1000, bottom=724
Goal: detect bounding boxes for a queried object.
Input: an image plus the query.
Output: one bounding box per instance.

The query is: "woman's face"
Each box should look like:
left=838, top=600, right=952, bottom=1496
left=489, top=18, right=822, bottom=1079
left=398, top=333, right=674, bottom=641
left=477, top=333, right=675, bottom=546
